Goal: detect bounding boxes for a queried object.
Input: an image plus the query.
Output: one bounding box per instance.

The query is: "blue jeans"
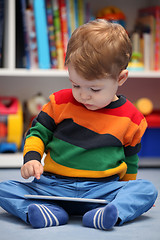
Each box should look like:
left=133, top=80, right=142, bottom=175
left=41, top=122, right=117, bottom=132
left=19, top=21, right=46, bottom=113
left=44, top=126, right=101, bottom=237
left=0, top=174, right=158, bottom=225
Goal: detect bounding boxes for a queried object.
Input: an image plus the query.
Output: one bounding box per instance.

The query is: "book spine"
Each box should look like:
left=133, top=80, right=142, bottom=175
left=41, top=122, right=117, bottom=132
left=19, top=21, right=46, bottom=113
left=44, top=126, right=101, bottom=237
left=78, top=0, right=84, bottom=26
left=74, top=0, right=79, bottom=29
left=33, top=0, right=50, bottom=69
left=155, top=8, right=160, bottom=70
left=69, top=0, right=76, bottom=34
left=66, top=0, right=72, bottom=39
left=26, top=0, right=38, bottom=69
left=21, top=0, right=30, bottom=69
left=46, top=0, right=57, bottom=68
left=59, top=0, right=68, bottom=58
left=0, top=0, right=4, bottom=67
left=52, top=0, right=64, bottom=69
left=143, top=33, right=151, bottom=70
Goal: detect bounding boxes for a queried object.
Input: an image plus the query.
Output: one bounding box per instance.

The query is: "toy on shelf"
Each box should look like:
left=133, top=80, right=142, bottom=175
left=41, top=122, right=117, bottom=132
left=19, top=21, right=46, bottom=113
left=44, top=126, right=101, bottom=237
left=135, top=98, right=160, bottom=157
left=24, top=93, right=48, bottom=133
left=96, top=6, right=126, bottom=28
left=0, top=97, right=23, bottom=153
left=135, top=98, right=153, bottom=115
left=128, top=52, right=144, bottom=71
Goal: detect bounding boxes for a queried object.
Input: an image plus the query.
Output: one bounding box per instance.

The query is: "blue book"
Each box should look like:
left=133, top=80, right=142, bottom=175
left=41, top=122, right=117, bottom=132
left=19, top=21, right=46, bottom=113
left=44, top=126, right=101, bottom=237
left=33, top=0, right=50, bottom=69
left=21, top=0, right=30, bottom=69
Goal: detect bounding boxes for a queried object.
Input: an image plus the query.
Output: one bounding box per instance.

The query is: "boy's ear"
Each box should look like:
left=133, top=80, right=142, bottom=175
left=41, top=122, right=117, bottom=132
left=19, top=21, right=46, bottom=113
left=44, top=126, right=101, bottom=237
left=118, top=69, right=128, bottom=86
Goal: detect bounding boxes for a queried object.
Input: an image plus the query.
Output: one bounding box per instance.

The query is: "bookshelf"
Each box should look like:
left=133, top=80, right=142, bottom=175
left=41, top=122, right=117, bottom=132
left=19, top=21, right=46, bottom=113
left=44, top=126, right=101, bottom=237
left=0, top=0, right=160, bottom=167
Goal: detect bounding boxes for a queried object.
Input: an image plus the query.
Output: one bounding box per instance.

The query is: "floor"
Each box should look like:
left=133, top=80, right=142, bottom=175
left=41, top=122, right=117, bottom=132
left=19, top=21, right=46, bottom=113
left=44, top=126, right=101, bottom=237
left=0, top=167, right=159, bottom=240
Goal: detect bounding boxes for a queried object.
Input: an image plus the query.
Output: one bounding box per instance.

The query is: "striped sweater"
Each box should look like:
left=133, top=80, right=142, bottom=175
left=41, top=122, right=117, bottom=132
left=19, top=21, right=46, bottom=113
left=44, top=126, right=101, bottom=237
left=24, top=89, right=147, bottom=181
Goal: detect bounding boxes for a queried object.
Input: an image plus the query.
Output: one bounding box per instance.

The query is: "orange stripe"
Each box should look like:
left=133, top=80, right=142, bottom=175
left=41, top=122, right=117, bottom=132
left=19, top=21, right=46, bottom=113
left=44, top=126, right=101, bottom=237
left=43, top=152, right=127, bottom=179
left=43, top=95, right=147, bottom=147
left=48, top=102, right=146, bottom=146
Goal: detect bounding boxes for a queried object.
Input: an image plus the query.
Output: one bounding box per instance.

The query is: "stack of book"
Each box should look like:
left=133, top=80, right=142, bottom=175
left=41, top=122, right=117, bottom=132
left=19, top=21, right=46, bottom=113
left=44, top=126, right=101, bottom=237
left=133, top=6, right=160, bottom=71
left=16, top=0, right=94, bottom=69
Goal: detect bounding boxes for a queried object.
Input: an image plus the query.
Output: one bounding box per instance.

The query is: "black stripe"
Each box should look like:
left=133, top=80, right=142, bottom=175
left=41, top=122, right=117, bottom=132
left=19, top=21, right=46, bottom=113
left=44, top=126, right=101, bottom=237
left=124, top=143, right=141, bottom=156
left=54, top=119, right=122, bottom=149
left=30, top=111, right=56, bottom=132
left=24, top=151, right=41, bottom=164
left=105, top=95, right=126, bottom=109
left=37, top=111, right=56, bottom=132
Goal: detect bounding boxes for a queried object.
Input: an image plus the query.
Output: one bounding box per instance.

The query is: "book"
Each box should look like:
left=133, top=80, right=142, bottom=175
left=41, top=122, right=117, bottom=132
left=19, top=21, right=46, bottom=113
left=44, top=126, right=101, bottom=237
left=77, top=0, right=85, bottom=26
left=66, top=0, right=72, bottom=39
left=33, top=0, right=50, bottom=69
left=136, top=15, right=155, bottom=70
left=16, top=0, right=26, bottom=68
left=52, top=0, right=64, bottom=69
left=68, top=0, right=76, bottom=34
left=143, top=32, right=151, bottom=70
left=26, top=0, right=38, bottom=69
left=139, top=6, right=160, bottom=70
left=0, top=0, right=4, bottom=68
left=24, top=194, right=109, bottom=204
left=46, top=0, right=57, bottom=68
left=59, top=0, right=69, bottom=60
left=21, top=0, right=31, bottom=69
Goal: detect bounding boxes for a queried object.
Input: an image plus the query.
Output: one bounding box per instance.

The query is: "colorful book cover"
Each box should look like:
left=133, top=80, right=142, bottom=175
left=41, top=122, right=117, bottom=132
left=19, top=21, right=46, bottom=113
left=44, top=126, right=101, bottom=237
left=46, top=0, right=57, bottom=68
left=59, top=0, right=69, bottom=59
left=33, top=0, right=50, bottom=69
left=26, top=0, right=38, bottom=69
left=52, top=0, right=64, bottom=69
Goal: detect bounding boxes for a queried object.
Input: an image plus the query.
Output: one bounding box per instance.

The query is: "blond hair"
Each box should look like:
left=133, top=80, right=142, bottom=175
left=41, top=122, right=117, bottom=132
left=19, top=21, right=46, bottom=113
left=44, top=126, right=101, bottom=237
left=65, top=19, right=132, bottom=80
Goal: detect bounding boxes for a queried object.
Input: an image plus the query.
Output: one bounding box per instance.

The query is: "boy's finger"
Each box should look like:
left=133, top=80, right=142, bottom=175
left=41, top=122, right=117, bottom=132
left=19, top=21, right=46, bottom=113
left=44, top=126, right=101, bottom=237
left=34, top=165, right=41, bottom=179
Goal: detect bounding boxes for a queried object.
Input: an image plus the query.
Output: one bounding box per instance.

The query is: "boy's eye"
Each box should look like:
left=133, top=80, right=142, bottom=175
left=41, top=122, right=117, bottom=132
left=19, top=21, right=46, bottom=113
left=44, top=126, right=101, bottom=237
left=91, top=88, right=101, bottom=92
left=73, top=85, right=80, bottom=88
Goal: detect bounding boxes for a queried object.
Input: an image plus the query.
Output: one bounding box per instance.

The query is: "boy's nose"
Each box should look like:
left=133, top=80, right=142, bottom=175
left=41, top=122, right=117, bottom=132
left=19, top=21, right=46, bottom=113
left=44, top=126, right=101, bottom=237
left=80, top=90, right=91, bottom=100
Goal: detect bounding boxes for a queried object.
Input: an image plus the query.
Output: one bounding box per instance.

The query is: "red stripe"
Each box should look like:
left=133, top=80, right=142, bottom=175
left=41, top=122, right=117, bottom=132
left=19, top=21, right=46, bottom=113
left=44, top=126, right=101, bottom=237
left=53, top=89, right=144, bottom=125
left=98, top=100, right=144, bottom=125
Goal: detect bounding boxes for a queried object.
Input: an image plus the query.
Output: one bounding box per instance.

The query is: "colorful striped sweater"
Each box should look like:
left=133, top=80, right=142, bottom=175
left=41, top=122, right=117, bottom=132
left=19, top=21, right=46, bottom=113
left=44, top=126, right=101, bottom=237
left=24, top=89, right=147, bottom=181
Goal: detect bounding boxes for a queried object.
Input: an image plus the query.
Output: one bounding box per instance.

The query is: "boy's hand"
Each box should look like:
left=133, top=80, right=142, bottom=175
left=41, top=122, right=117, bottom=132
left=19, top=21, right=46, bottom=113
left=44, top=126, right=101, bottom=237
left=21, top=160, right=43, bottom=180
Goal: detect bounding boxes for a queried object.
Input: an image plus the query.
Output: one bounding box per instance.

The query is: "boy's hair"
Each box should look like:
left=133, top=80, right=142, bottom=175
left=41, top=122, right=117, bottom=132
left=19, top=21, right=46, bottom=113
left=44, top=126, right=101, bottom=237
left=65, top=19, right=132, bottom=80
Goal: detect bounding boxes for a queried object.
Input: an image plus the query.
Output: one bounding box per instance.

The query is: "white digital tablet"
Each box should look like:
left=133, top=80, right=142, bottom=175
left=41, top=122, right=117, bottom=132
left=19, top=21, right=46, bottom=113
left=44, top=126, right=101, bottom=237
left=24, top=195, right=108, bottom=204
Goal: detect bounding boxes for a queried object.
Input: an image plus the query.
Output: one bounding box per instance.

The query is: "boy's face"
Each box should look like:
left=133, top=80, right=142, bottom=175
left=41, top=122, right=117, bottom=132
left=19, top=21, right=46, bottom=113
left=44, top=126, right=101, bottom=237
left=68, top=64, right=120, bottom=111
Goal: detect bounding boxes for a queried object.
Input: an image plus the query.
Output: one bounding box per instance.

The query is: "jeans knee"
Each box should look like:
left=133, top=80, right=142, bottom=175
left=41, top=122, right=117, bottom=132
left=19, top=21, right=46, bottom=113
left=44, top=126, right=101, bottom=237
left=140, top=179, right=158, bottom=202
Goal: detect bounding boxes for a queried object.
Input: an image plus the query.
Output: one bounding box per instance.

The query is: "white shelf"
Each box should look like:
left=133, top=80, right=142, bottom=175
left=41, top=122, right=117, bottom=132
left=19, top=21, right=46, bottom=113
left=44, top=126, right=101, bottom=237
left=0, top=69, right=160, bottom=78
left=129, top=71, right=160, bottom=78
left=0, top=69, right=68, bottom=77
left=0, top=153, right=23, bottom=168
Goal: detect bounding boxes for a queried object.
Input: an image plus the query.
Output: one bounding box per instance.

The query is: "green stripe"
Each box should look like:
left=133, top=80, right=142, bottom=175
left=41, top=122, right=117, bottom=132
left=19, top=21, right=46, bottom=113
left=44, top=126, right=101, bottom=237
left=26, top=122, right=53, bottom=146
left=48, top=137, right=125, bottom=171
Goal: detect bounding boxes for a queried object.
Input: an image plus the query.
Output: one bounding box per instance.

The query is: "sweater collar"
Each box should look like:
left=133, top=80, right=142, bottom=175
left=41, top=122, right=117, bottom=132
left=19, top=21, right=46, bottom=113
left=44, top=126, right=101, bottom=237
left=104, top=95, right=126, bottom=109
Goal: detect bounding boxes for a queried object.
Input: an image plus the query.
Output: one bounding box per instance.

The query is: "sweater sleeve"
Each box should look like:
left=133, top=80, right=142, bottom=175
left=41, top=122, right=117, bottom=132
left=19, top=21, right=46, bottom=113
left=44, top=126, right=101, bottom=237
left=121, top=116, right=147, bottom=181
left=23, top=101, right=56, bottom=164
